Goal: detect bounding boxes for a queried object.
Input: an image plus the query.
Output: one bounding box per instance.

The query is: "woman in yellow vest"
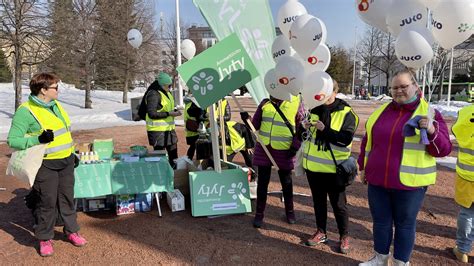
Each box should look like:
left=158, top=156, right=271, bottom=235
left=7, top=73, right=86, bottom=257
left=358, top=69, right=452, bottom=266
left=184, top=95, right=204, bottom=159
left=300, top=81, right=359, bottom=254
left=451, top=104, right=474, bottom=263
left=145, top=72, right=181, bottom=168
left=241, top=94, right=304, bottom=228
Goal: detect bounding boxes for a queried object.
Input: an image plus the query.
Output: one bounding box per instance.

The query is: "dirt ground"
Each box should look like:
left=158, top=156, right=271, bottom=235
left=0, top=98, right=470, bottom=265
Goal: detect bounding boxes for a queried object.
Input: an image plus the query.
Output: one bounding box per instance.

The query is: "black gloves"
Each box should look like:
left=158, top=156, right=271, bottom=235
left=240, top=111, right=250, bottom=121
left=38, top=129, right=54, bottom=144
left=288, top=145, right=299, bottom=158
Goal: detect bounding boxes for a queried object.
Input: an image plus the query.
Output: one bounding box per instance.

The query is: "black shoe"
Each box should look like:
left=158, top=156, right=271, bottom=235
left=286, top=211, right=296, bottom=224
left=253, top=214, right=263, bottom=228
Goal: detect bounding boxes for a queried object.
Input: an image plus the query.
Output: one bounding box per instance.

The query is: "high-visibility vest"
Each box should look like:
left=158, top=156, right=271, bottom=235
left=205, top=99, right=228, bottom=126
left=259, top=96, right=300, bottom=150
left=302, top=106, right=358, bottom=173
left=22, top=100, right=74, bottom=160
left=221, top=121, right=245, bottom=155
left=146, top=90, right=175, bottom=132
left=452, top=104, right=474, bottom=181
left=184, top=102, right=199, bottom=138
left=364, top=99, right=437, bottom=187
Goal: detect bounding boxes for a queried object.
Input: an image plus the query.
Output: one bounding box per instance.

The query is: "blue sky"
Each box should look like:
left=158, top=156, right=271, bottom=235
left=155, top=0, right=367, bottom=49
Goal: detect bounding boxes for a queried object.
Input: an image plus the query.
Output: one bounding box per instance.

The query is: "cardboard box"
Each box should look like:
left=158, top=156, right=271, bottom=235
left=80, top=195, right=115, bottom=212
left=116, top=194, right=135, bottom=215
left=166, top=189, right=185, bottom=212
left=93, top=139, right=114, bottom=160
left=134, top=193, right=152, bottom=212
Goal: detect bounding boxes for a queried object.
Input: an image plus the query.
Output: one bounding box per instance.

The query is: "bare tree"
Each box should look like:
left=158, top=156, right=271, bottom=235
left=357, top=26, right=382, bottom=90
left=0, top=0, right=51, bottom=110
left=375, top=30, right=397, bottom=89
left=163, top=17, right=190, bottom=77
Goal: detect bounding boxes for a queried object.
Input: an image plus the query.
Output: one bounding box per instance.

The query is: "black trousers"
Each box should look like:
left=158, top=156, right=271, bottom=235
left=186, top=135, right=199, bottom=160
left=154, top=144, right=178, bottom=169
left=305, top=170, right=349, bottom=237
left=256, top=166, right=293, bottom=214
left=32, top=162, right=80, bottom=240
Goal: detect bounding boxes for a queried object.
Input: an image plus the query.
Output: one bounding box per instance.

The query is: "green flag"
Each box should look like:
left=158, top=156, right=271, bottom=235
left=193, top=0, right=275, bottom=104
left=177, top=34, right=259, bottom=109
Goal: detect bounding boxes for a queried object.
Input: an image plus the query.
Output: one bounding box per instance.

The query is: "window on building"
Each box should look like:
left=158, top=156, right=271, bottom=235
left=162, top=51, right=167, bottom=55
left=206, top=39, right=213, bottom=48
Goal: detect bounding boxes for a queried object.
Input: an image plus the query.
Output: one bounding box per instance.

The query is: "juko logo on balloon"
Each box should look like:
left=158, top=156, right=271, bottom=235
left=399, top=13, right=423, bottom=27
left=273, top=49, right=287, bottom=59
left=357, top=0, right=372, bottom=12
left=279, top=77, right=291, bottom=85
left=431, top=18, right=443, bottom=30
left=313, top=33, right=323, bottom=41
left=400, top=55, right=422, bottom=61
left=283, top=16, right=299, bottom=24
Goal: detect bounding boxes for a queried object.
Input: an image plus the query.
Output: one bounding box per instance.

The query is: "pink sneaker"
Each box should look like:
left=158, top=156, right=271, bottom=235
left=39, top=240, right=54, bottom=257
left=67, top=232, right=87, bottom=247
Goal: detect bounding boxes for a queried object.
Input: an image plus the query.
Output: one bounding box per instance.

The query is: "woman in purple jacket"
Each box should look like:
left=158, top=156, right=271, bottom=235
left=241, top=94, right=305, bottom=228
left=358, top=69, right=452, bottom=266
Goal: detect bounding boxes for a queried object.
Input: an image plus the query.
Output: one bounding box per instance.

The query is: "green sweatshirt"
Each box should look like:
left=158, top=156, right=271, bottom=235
left=7, top=100, right=66, bottom=150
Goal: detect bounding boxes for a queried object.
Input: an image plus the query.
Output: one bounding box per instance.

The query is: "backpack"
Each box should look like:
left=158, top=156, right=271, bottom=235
left=134, top=92, right=149, bottom=121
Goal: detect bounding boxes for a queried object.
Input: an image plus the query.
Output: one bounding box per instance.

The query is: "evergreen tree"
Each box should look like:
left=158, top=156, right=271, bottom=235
left=0, top=49, right=12, bottom=82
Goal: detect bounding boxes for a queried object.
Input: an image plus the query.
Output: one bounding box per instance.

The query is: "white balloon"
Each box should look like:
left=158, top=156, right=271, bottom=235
left=271, top=35, right=295, bottom=63
left=355, top=0, right=393, bottom=32
left=416, top=0, right=440, bottom=10
left=275, top=55, right=305, bottom=96
left=277, top=0, right=308, bottom=39
left=301, top=44, right=331, bottom=73
left=264, top=69, right=292, bottom=101
left=386, top=0, right=428, bottom=37
left=181, top=39, right=196, bottom=60
left=301, top=71, right=334, bottom=110
left=289, top=14, right=327, bottom=58
left=431, top=0, right=474, bottom=49
left=127, top=29, right=143, bottom=49
left=395, top=28, right=434, bottom=69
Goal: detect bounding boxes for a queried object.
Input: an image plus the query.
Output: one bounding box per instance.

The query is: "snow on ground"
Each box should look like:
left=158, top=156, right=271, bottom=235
left=430, top=100, right=470, bottom=118
left=0, top=82, right=163, bottom=141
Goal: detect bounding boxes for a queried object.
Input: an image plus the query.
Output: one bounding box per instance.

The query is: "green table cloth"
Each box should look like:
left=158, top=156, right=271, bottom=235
left=74, top=155, right=174, bottom=198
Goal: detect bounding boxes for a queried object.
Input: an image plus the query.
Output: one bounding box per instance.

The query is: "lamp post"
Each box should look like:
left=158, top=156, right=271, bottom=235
left=351, top=27, right=357, bottom=97
left=175, top=0, right=184, bottom=108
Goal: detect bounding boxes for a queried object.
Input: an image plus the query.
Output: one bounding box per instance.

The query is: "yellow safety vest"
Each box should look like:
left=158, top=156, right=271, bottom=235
left=259, top=96, right=300, bottom=150
left=302, top=106, right=358, bottom=173
left=184, top=102, right=199, bottom=138
left=22, top=100, right=74, bottom=160
left=221, top=121, right=245, bottom=155
left=364, top=99, right=437, bottom=187
left=146, top=90, right=175, bottom=132
left=452, top=104, right=474, bottom=181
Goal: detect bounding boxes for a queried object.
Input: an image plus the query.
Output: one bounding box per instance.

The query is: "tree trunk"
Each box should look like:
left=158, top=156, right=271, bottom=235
left=14, top=43, right=22, bottom=110
left=84, top=55, right=92, bottom=109
left=122, top=57, right=129, bottom=104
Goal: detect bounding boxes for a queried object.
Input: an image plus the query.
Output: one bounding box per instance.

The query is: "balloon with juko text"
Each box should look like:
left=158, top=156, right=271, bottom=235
left=271, top=35, right=295, bottom=63
left=395, top=28, right=434, bottom=69
left=289, top=14, right=327, bottom=59
left=277, top=0, right=308, bottom=39
left=386, top=0, right=428, bottom=37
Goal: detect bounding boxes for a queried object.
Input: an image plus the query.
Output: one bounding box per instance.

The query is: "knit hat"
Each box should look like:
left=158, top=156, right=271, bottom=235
left=156, top=72, right=172, bottom=86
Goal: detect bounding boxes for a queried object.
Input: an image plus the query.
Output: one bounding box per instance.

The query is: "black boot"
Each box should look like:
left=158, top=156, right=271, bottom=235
left=253, top=198, right=266, bottom=228
left=284, top=197, right=296, bottom=224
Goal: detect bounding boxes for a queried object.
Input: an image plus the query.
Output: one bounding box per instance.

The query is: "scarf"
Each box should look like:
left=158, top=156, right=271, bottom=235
left=311, top=98, right=347, bottom=151
left=29, top=94, right=57, bottom=108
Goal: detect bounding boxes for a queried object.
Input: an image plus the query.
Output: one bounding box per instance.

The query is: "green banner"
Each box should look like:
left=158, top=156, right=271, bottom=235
left=177, top=34, right=258, bottom=109
left=189, top=164, right=251, bottom=217
left=193, top=0, right=275, bottom=104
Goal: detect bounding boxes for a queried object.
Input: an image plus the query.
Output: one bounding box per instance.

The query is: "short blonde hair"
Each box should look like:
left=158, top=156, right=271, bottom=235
left=333, top=80, right=340, bottom=94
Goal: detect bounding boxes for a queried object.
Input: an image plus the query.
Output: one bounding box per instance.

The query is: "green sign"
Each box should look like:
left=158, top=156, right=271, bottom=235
left=193, top=0, right=275, bottom=104
left=189, top=163, right=251, bottom=217
left=177, top=33, right=259, bottom=109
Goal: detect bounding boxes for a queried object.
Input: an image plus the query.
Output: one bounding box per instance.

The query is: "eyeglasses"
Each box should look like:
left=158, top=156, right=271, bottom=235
left=391, top=84, right=411, bottom=91
left=47, top=85, right=59, bottom=91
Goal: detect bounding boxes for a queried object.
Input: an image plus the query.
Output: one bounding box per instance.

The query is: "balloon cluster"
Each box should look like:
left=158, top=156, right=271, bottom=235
left=356, top=0, right=474, bottom=69
left=265, top=0, right=333, bottom=110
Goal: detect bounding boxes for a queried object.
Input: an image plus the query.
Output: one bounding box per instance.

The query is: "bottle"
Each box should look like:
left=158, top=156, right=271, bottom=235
left=93, top=151, right=99, bottom=163
left=84, top=152, right=90, bottom=164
